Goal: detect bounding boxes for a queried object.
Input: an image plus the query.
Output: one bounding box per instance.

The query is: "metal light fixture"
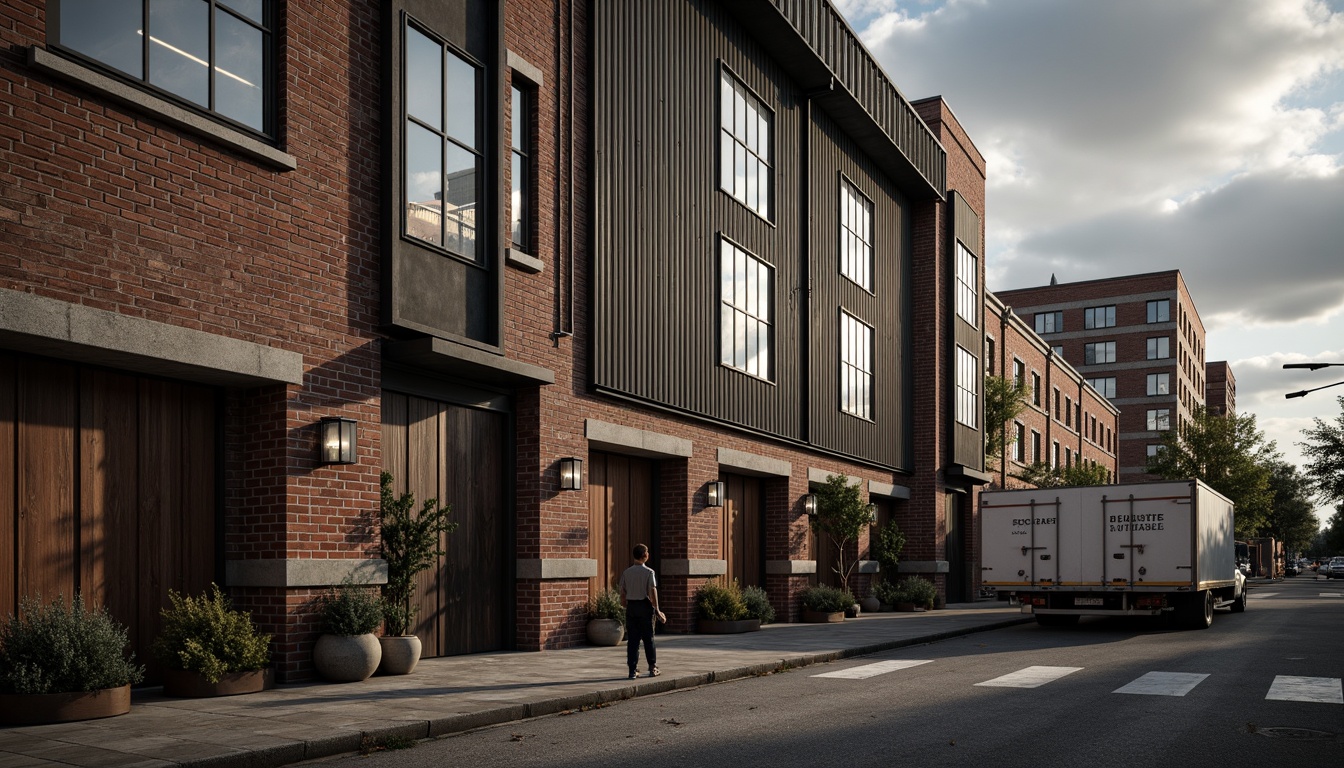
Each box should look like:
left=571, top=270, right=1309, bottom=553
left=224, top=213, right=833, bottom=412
left=706, top=480, right=726, bottom=507
left=559, top=457, right=584, bottom=491
left=317, top=417, right=357, bottom=466
left=803, top=493, right=818, bottom=517
left=1282, top=362, right=1344, bottom=399
left=866, top=503, right=878, bottom=524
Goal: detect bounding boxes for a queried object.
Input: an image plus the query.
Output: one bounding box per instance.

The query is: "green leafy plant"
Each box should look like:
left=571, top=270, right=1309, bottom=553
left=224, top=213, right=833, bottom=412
left=741, top=585, right=775, bottom=624
left=799, top=584, right=854, bottom=614
left=695, top=579, right=748, bottom=621
left=872, top=520, right=905, bottom=582
left=317, top=583, right=383, bottom=636
left=897, top=577, right=937, bottom=609
left=810, top=474, right=875, bottom=596
left=587, top=589, right=626, bottom=627
left=0, top=595, right=144, bottom=695
left=873, top=579, right=906, bottom=606
left=380, top=472, right=457, bottom=637
left=153, top=584, right=271, bottom=683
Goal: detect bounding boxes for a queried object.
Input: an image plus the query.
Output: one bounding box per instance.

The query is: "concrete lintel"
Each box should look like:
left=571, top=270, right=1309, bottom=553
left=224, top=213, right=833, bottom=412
left=855, top=560, right=880, bottom=574
left=225, top=559, right=388, bottom=588
left=808, top=468, right=862, bottom=486
left=716, top=448, right=791, bottom=478
left=661, top=559, right=727, bottom=577
left=586, top=419, right=693, bottom=459
left=868, top=480, right=911, bottom=500
left=506, top=50, right=545, bottom=87
left=766, top=559, right=817, bottom=575
left=897, top=560, right=950, bottom=574
left=516, top=558, right=598, bottom=580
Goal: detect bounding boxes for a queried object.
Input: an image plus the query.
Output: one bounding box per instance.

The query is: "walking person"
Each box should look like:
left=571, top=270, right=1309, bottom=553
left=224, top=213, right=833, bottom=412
left=618, top=543, right=665, bottom=679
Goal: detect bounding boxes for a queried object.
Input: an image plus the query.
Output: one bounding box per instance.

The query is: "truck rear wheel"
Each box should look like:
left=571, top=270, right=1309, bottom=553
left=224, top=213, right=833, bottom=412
left=1230, top=589, right=1247, bottom=613
left=1185, top=590, right=1214, bottom=629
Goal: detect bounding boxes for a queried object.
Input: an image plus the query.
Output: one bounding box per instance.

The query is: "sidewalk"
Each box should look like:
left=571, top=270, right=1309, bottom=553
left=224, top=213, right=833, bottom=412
left=0, top=602, right=1029, bottom=768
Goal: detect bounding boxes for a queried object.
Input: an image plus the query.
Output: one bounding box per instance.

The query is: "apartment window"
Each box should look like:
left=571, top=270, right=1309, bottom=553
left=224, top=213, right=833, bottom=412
left=1065, top=396, right=1073, bottom=427
left=956, top=241, right=978, bottom=326
left=1147, top=299, right=1170, bottom=323
left=1086, top=376, right=1116, bottom=399
left=1031, top=430, right=1041, bottom=463
left=955, top=345, right=978, bottom=428
left=1053, top=388, right=1061, bottom=420
left=50, top=0, right=274, bottom=136
left=404, top=21, right=483, bottom=260
left=1084, top=305, right=1116, bottom=329
left=1052, top=345, right=1065, bottom=358
left=1013, top=359, right=1026, bottom=388
left=1032, top=372, right=1041, bottom=406
left=1013, top=422, right=1026, bottom=462
left=510, top=82, right=534, bottom=252
left=1147, top=337, right=1170, bottom=360
left=1076, top=402, right=1081, bottom=428
left=840, top=179, right=873, bottom=291
left=720, top=69, right=772, bottom=220
left=1147, top=444, right=1163, bottom=458
left=1052, top=441, right=1060, bottom=468
left=840, top=311, right=874, bottom=420
left=1064, top=447, right=1072, bottom=467
left=1147, top=408, right=1171, bottom=431
left=1035, top=311, right=1063, bottom=334
left=1147, top=372, right=1170, bottom=396
left=1084, top=341, right=1116, bottom=365
left=720, top=239, right=774, bottom=380
left=986, top=338, right=996, bottom=374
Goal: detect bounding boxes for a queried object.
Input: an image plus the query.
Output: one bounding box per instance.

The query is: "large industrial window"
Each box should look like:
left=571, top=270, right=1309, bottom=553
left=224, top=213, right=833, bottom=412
left=840, top=312, right=874, bottom=420
left=720, top=69, right=772, bottom=220
left=720, top=239, right=774, bottom=381
left=955, top=241, right=978, bottom=327
left=1084, top=305, right=1116, bottom=329
left=1086, top=376, right=1116, bottom=399
left=1147, top=337, right=1170, bottom=359
left=955, top=345, right=978, bottom=428
left=50, top=0, right=274, bottom=136
left=1147, top=299, right=1171, bottom=323
left=510, top=82, right=534, bottom=252
left=840, top=179, right=873, bottom=291
left=404, top=20, right=483, bottom=261
left=1146, top=408, right=1171, bottom=431
left=1084, top=341, right=1116, bottom=365
left=1147, top=372, right=1170, bottom=396
left=1035, top=311, right=1063, bottom=334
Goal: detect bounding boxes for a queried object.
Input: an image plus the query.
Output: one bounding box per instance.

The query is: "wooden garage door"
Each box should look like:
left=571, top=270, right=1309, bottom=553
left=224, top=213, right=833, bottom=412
left=0, top=353, right=217, bottom=682
left=382, top=391, right=508, bottom=657
left=588, top=452, right=655, bottom=595
left=722, top=474, right=763, bottom=587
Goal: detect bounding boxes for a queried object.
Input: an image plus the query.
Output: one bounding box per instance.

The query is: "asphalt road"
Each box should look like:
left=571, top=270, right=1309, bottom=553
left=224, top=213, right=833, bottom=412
left=327, top=576, right=1342, bottom=767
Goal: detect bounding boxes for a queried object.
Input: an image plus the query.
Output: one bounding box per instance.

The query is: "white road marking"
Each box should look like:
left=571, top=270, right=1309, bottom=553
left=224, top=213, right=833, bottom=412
left=1113, top=671, right=1209, bottom=697
left=1318, top=593, right=1344, bottom=598
left=1265, top=676, right=1343, bottom=704
left=974, top=666, right=1083, bottom=689
left=812, top=659, right=934, bottom=679
left=1248, top=592, right=1279, bottom=599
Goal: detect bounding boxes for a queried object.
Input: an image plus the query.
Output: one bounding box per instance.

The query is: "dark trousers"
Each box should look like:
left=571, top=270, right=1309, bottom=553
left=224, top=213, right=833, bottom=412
left=626, top=601, right=656, bottom=672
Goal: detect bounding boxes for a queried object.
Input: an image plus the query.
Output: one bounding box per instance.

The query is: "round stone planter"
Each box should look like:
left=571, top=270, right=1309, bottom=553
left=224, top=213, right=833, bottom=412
left=377, top=635, right=423, bottom=676
left=696, top=618, right=761, bottom=634
left=860, top=596, right=881, bottom=614
left=801, top=609, right=844, bottom=623
left=313, top=633, right=381, bottom=682
left=0, top=685, right=131, bottom=725
left=162, top=668, right=272, bottom=698
left=587, top=618, right=624, bottom=646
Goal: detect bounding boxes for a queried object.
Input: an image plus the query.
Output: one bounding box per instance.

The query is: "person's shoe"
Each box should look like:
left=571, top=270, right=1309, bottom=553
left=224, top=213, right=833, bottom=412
left=648, top=667, right=661, bottom=677
left=628, top=670, right=639, bottom=680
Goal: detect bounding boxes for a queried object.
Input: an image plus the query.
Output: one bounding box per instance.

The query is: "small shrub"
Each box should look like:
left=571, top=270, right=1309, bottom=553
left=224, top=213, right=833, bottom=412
left=317, top=583, right=383, bottom=636
left=741, top=585, right=775, bottom=624
left=873, top=579, right=906, bottom=606
left=899, top=577, right=938, bottom=609
left=587, top=589, right=625, bottom=627
left=800, top=584, right=854, bottom=614
left=872, top=521, right=906, bottom=578
left=154, top=585, right=271, bottom=683
left=380, top=472, right=456, bottom=637
left=0, top=595, right=144, bottom=695
left=695, top=579, right=748, bottom=621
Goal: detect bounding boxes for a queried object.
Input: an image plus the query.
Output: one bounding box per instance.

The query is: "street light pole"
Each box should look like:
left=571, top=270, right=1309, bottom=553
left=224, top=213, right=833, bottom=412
left=1283, top=362, right=1344, bottom=399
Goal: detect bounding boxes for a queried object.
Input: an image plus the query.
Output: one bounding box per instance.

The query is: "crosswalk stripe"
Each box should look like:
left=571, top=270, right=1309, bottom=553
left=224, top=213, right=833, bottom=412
left=1248, top=592, right=1278, bottom=599
left=1319, top=593, right=1344, bottom=598
left=1113, top=671, right=1209, bottom=697
left=812, top=659, right=934, bottom=679
left=974, top=666, right=1082, bottom=689
left=1266, top=676, right=1343, bottom=704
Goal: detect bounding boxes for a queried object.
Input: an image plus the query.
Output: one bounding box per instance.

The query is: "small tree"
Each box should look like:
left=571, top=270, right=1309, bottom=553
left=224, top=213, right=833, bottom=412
left=1012, top=461, right=1112, bottom=489
left=872, top=520, right=905, bottom=584
left=1299, top=395, right=1344, bottom=505
left=984, top=374, right=1029, bottom=469
left=380, top=472, right=457, bottom=637
left=810, top=474, right=873, bottom=597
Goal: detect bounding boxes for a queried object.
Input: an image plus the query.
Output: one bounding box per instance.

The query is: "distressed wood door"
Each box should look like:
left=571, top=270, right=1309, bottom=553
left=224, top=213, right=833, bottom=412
left=721, top=473, right=762, bottom=587
left=588, top=452, right=655, bottom=596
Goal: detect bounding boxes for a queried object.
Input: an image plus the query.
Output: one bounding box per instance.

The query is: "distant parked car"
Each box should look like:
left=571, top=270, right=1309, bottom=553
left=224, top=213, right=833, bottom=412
left=1327, top=557, right=1344, bottom=579
left=1285, top=561, right=1298, bottom=577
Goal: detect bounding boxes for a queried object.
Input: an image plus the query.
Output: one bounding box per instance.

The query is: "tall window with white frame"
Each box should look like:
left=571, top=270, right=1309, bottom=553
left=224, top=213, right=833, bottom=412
left=510, top=82, right=534, bottom=253
left=839, top=179, right=873, bottom=291
left=840, top=312, right=873, bottom=420
left=955, top=241, right=978, bottom=326
left=955, top=345, right=978, bottom=429
left=719, top=239, right=773, bottom=381
left=720, top=69, right=772, bottom=220
left=404, top=20, right=483, bottom=260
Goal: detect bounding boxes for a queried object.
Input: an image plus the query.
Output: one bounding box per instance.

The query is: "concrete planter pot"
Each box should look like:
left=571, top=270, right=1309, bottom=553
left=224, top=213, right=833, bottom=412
left=313, top=633, right=381, bottom=682
left=162, top=668, right=272, bottom=698
left=377, top=635, right=423, bottom=676
left=860, top=596, right=881, bottom=614
left=587, top=618, right=624, bottom=646
left=801, top=609, right=844, bottom=623
left=696, top=618, right=761, bottom=634
left=0, top=685, right=131, bottom=725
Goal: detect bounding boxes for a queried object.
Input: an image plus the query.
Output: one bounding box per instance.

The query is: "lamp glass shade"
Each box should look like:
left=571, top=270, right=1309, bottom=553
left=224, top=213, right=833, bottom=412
left=803, top=493, right=818, bottom=517
left=319, top=417, right=357, bottom=465
left=707, top=480, right=726, bottom=507
left=866, top=503, right=878, bottom=524
left=559, top=457, right=584, bottom=490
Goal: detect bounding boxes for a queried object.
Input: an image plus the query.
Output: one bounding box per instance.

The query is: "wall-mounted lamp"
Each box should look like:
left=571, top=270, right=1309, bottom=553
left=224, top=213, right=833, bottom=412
left=706, top=480, right=726, bottom=507
left=559, top=457, right=584, bottom=491
left=803, top=493, right=818, bottom=518
left=317, top=417, right=358, bottom=466
left=866, top=503, right=878, bottom=525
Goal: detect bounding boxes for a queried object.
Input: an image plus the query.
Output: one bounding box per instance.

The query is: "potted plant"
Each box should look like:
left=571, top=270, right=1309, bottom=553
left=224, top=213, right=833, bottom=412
left=0, top=595, right=144, bottom=725
left=874, top=579, right=912, bottom=612
left=870, top=520, right=906, bottom=612
left=799, top=584, right=853, bottom=623
left=742, top=585, right=776, bottom=625
left=810, top=474, right=873, bottom=613
left=694, top=579, right=760, bottom=634
left=154, top=584, right=272, bottom=697
left=901, top=577, right=938, bottom=611
left=586, top=589, right=625, bottom=646
left=313, top=583, right=383, bottom=682
left=379, top=472, right=456, bottom=675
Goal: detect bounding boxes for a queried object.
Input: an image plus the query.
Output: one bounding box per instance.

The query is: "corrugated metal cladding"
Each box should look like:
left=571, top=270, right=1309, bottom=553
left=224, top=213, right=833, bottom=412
left=807, top=107, right=908, bottom=468
left=950, top=191, right=983, bottom=470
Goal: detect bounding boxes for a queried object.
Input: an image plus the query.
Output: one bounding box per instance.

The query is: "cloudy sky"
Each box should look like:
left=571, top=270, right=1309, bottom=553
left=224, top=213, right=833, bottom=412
left=836, top=0, right=1344, bottom=526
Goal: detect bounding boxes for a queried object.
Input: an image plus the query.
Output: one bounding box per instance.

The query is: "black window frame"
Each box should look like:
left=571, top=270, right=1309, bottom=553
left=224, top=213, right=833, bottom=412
left=718, top=62, right=775, bottom=223
left=1034, top=310, right=1063, bottom=334
left=1147, top=299, right=1171, bottom=323
left=509, top=78, right=535, bottom=254
left=1084, top=305, right=1116, bottom=329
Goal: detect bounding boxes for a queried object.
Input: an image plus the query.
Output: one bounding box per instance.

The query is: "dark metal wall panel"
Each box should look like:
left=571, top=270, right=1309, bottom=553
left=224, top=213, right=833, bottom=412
left=950, top=192, right=983, bottom=469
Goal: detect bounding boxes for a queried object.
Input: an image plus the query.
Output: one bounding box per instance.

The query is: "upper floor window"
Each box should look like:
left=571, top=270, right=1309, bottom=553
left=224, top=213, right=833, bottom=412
left=840, top=312, right=874, bottom=420
left=1147, top=299, right=1171, bottom=323
left=955, top=241, right=978, bottom=327
left=404, top=20, right=483, bottom=261
left=1147, top=336, right=1170, bottom=359
left=1035, top=311, right=1063, bottom=334
left=720, top=239, right=773, bottom=381
left=1084, top=341, right=1116, bottom=365
left=1051, top=345, right=1065, bottom=358
left=1013, top=359, right=1026, bottom=388
left=510, top=83, right=534, bottom=252
left=720, top=69, right=772, bottom=220
left=955, top=345, right=978, bottom=428
left=1084, top=305, right=1116, bottom=329
left=840, top=179, right=873, bottom=291
left=1013, top=422, right=1026, bottom=463
left=1032, top=372, right=1042, bottom=406
left=1086, top=376, right=1116, bottom=399
left=1031, top=430, right=1041, bottom=463
left=1147, top=372, right=1170, bottom=396
left=1147, top=408, right=1171, bottom=431
left=51, top=0, right=274, bottom=136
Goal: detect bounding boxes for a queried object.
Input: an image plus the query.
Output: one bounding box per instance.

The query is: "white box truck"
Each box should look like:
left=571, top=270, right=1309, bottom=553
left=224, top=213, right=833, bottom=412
left=980, top=480, right=1246, bottom=629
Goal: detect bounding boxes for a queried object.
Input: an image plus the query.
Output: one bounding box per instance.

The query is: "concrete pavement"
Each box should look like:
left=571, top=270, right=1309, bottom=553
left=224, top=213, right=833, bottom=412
left=0, top=602, right=1029, bottom=767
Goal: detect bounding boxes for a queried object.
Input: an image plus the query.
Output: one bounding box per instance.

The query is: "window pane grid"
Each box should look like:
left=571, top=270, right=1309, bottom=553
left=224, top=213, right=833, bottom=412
left=1084, top=341, right=1116, bottom=365
left=840, top=180, right=873, bottom=291
left=956, top=345, right=978, bottom=428
left=840, top=312, right=873, bottom=420
left=720, top=71, right=773, bottom=220
left=955, top=242, right=978, bottom=327
left=720, top=240, right=773, bottom=380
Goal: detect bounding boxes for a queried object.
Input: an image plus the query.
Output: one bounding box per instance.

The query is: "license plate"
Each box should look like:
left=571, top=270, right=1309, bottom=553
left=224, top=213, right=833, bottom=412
left=1074, top=597, right=1103, bottom=606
